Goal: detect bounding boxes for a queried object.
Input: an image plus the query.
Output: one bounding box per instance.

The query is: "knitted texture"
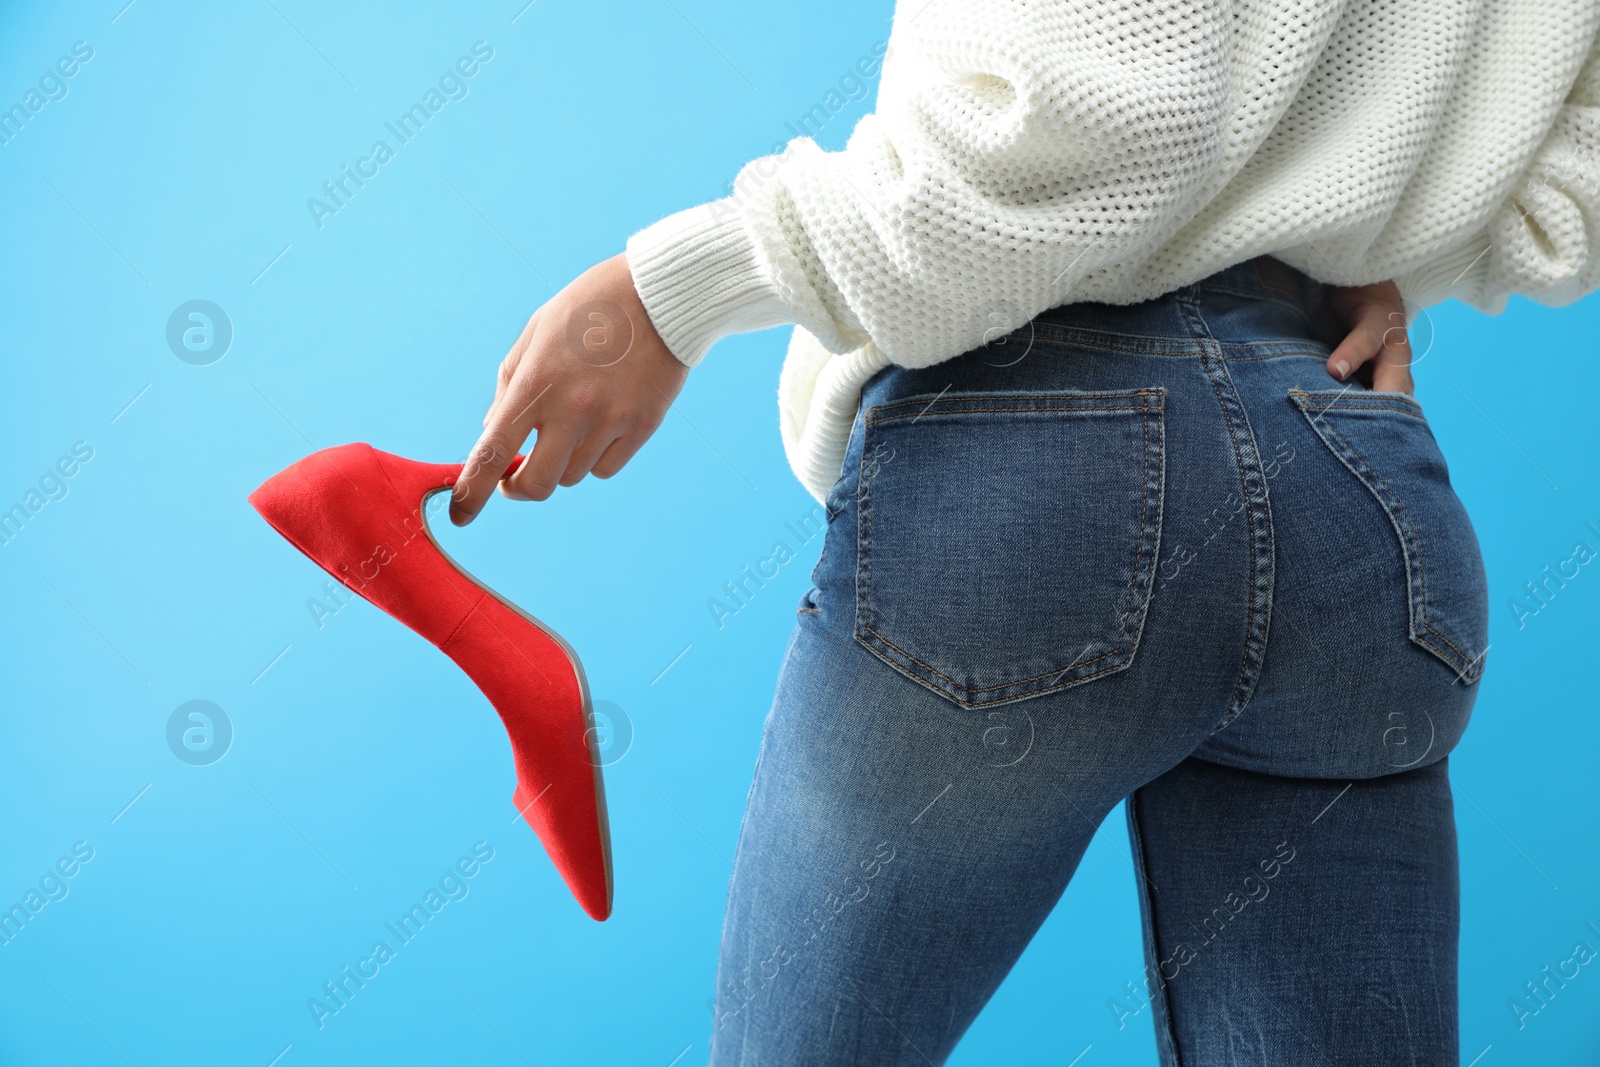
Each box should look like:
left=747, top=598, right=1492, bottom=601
left=626, top=0, right=1600, bottom=502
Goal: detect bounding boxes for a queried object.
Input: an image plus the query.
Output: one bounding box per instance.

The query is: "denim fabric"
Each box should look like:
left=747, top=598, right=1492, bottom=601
left=707, top=258, right=1489, bottom=1066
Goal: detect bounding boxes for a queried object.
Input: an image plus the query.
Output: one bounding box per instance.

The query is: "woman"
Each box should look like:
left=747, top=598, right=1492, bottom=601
left=450, top=1, right=1600, bottom=1062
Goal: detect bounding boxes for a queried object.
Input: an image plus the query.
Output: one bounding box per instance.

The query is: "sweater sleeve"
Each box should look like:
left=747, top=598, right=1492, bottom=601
left=626, top=0, right=1235, bottom=369
left=1395, top=31, right=1600, bottom=321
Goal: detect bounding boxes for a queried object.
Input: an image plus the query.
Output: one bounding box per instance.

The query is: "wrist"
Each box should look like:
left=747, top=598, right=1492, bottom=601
left=624, top=198, right=794, bottom=368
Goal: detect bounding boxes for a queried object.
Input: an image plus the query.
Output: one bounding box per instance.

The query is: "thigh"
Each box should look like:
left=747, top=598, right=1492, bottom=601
left=1127, top=756, right=1459, bottom=1066
left=708, top=617, right=1111, bottom=1067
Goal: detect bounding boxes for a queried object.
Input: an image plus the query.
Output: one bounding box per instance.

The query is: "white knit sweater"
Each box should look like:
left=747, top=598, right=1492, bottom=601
left=625, top=0, right=1600, bottom=503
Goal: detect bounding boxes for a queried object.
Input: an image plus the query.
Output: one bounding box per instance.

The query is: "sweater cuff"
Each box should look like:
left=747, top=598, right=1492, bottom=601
left=625, top=198, right=795, bottom=368
left=1393, top=235, right=1494, bottom=325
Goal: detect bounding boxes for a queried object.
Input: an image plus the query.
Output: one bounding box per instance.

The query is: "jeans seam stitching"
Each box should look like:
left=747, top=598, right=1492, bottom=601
left=871, top=404, right=1158, bottom=424
left=859, top=623, right=1129, bottom=694
left=1127, top=792, right=1185, bottom=1067
left=1178, top=293, right=1275, bottom=730
left=867, top=395, right=1164, bottom=424
left=856, top=415, right=876, bottom=655
left=1026, top=325, right=1201, bottom=354
left=1222, top=346, right=1329, bottom=362
left=1023, top=324, right=1327, bottom=362
left=1288, top=387, right=1426, bottom=419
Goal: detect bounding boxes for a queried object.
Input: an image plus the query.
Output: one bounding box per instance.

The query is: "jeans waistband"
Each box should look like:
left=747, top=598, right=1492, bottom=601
left=1198, top=255, right=1329, bottom=325
left=1028, top=254, right=1336, bottom=353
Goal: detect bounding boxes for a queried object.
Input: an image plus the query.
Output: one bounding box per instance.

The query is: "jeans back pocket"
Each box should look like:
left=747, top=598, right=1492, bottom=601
left=1288, top=388, right=1489, bottom=683
left=855, top=388, right=1166, bottom=707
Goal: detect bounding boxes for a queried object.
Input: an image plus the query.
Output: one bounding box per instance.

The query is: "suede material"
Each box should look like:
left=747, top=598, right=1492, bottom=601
left=248, top=443, right=612, bottom=921
left=442, top=599, right=606, bottom=910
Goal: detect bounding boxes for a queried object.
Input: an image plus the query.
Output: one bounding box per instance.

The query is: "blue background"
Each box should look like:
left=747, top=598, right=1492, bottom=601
left=1, top=2, right=1597, bottom=1064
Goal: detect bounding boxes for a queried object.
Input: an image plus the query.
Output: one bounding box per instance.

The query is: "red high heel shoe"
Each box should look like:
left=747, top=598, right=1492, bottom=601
left=248, top=443, right=612, bottom=921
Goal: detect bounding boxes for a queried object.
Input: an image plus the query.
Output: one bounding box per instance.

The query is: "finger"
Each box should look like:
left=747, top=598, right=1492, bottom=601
left=1370, top=311, right=1415, bottom=394
left=1324, top=305, right=1383, bottom=382
left=485, top=359, right=510, bottom=428
left=449, top=434, right=518, bottom=525
left=452, top=382, right=547, bottom=525
left=503, top=423, right=580, bottom=502
left=590, top=429, right=651, bottom=480
left=558, top=428, right=623, bottom=487
left=484, top=314, right=539, bottom=428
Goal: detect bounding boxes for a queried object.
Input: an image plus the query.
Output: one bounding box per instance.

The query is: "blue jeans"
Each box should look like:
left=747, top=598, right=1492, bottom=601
left=706, top=257, right=1490, bottom=1065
